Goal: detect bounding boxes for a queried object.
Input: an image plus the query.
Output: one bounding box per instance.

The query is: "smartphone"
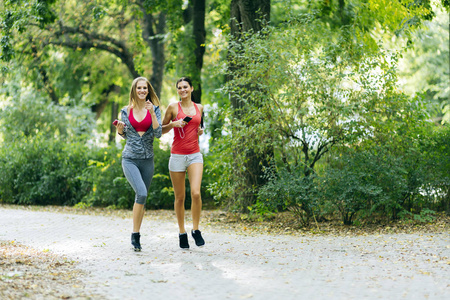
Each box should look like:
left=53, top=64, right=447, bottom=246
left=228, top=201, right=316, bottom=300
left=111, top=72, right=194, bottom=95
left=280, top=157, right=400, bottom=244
left=146, top=94, right=151, bottom=102
left=183, top=116, right=192, bottom=123
left=113, top=120, right=126, bottom=127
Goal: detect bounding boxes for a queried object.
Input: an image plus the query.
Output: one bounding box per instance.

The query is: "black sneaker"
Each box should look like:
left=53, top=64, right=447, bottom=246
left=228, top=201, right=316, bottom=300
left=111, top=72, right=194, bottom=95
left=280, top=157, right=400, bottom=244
left=191, top=230, right=205, bottom=247
left=131, top=232, right=142, bottom=251
left=179, top=233, right=189, bottom=249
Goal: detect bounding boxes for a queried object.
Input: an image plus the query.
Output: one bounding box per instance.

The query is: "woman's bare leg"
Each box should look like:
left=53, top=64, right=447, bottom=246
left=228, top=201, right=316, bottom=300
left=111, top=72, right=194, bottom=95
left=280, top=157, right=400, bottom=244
left=187, top=163, right=203, bottom=230
left=171, top=171, right=187, bottom=233
left=132, top=203, right=145, bottom=233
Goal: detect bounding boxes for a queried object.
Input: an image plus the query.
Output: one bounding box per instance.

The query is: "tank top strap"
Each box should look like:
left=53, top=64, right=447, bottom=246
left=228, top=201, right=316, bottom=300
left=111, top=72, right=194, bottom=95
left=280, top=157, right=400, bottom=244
left=176, top=101, right=198, bottom=119
left=175, top=102, right=183, bottom=120
left=193, top=102, right=200, bottom=114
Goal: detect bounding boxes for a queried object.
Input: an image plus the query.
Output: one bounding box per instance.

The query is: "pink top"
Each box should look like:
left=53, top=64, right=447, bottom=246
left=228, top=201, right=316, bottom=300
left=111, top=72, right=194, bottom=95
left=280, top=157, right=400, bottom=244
left=171, top=102, right=201, bottom=154
left=129, top=108, right=152, bottom=132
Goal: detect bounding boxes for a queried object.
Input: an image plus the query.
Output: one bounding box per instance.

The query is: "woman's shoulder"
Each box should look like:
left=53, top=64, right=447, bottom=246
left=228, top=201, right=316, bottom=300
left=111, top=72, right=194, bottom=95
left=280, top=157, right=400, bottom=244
left=121, top=106, right=133, bottom=117
left=166, top=102, right=179, bottom=112
left=194, top=102, right=203, bottom=112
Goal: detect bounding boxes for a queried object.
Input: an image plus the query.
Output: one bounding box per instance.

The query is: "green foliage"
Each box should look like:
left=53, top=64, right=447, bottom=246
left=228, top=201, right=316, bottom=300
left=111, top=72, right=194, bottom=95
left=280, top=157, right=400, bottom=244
left=420, top=125, right=450, bottom=213
left=321, top=121, right=449, bottom=224
left=212, top=13, right=416, bottom=211
left=0, top=74, right=95, bottom=141
left=322, top=146, right=410, bottom=224
left=397, top=5, right=449, bottom=124
left=147, top=139, right=173, bottom=209
left=0, top=129, right=175, bottom=209
left=257, top=167, right=321, bottom=226
left=399, top=208, right=436, bottom=223
left=0, top=83, right=94, bottom=205
left=0, top=135, right=92, bottom=205
left=205, top=129, right=236, bottom=208
left=0, top=0, right=153, bottom=121
left=211, top=5, right=449, bottom=225
left=1, top=0, right=56, bottom=60
left=0, top=0, right=447, bottom=225
left=166, top=22, right=198, bottom=82
left=148, top=173, right=174, bottom=208
left=77, top=145, right=132, bottom=208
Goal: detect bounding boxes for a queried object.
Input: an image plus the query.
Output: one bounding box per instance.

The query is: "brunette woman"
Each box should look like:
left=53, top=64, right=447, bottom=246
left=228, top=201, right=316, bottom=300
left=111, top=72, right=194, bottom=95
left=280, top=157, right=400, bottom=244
left=162, top=77, right=205, bottom=249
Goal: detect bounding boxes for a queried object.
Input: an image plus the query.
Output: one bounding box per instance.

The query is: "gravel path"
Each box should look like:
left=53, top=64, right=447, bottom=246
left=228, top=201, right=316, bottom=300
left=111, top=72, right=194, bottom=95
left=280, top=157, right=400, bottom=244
left=1, top=207, right=449, bottom=300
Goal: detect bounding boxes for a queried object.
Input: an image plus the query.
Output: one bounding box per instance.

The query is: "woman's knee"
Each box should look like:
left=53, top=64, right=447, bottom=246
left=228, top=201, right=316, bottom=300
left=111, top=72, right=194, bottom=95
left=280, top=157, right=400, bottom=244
left=135, top=193, right=147, bottom=205
left=191, top=190, right=201, bottom=201
left=174, top=195, right=185, bottom=205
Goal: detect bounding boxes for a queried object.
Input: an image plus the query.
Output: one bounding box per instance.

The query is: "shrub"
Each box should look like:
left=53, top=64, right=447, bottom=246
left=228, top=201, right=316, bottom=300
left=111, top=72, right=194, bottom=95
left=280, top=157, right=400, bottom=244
left=78, top=145, right=133, bottom=208
left=321, top=148, right=405, bottom=225
left=321, top=139, right=445, bottom=224
left=257, top=166, right=321, bottom=226
left=0, top=134, right=91, bottom=205
left=421, top=125, right=450, bottom=214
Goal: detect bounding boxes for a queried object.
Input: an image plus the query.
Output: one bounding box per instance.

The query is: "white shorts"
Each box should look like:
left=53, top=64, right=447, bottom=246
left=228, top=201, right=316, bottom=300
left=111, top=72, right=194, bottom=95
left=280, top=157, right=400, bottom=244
left=169, top=152, right=203, bottom=172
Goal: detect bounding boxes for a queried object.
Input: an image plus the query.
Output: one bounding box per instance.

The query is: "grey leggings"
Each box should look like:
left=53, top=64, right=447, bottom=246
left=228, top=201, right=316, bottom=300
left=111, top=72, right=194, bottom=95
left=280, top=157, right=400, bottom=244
left=122, top=157, right=154, bottom=205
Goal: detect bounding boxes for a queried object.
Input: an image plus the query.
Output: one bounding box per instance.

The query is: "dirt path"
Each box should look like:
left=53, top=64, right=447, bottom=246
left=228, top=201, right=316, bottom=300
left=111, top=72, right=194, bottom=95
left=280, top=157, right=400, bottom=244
left=1, top=207, right=449, bottom=299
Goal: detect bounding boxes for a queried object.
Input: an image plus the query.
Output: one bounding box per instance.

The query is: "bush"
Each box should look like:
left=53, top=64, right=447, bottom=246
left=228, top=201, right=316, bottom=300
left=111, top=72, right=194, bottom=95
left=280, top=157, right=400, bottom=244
left=421, top=125, right=450, bottom=214
left=78, top=145, right=133, bottom=208
left=322, top=147, right=406, bottom=224
left=321, top=137, right=447, bottom=224
left=0, top=84, right=97, bottom=206
left=257, top=166, right=321, bottom=226
left=0, top=134, right=91, bottom=205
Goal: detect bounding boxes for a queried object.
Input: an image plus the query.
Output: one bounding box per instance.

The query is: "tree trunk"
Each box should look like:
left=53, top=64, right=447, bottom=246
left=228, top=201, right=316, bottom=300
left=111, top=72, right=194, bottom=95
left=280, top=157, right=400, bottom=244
left=228, top=0, right=271, bottom=210
left=30, top=40, right=59, bottom=105
left=91, top=84, right=120, bottom=120
left=338, top=0, right=350, bottom=25
left=192, top=0, right=206, bottom=103
left=109, top=101, right=119, bottom=143
left=141, top=9, right=167, bottom=99
left=230, top=0, right=270, bottom=34
left=180, top=0, right=206, bottom=103
left=229, top=0, right=270, bottom=111
left=108, top=101, right=119, bottom=144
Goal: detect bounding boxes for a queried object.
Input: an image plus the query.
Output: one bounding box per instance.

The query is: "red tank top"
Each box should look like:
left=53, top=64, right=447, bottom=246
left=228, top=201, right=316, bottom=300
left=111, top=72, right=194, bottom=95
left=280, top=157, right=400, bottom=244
left=171, top=102, right=201, bottom=155
left=129, top=108, right=152, bottom=132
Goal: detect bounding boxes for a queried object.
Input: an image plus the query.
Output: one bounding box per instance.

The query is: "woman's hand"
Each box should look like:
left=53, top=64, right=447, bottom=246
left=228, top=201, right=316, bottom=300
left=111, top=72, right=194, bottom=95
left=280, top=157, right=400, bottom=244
left=146, top=101, right=155, bottom=114
left=172, top=119, right=187, bottom=128
left=114, top=120, right=126, bottom=134
left=197, top=128, right=204, bottom=136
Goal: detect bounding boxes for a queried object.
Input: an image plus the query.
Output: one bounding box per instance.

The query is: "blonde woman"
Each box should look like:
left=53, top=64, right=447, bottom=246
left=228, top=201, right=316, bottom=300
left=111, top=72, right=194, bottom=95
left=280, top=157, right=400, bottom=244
left=113, top=77, right=162, bottom=251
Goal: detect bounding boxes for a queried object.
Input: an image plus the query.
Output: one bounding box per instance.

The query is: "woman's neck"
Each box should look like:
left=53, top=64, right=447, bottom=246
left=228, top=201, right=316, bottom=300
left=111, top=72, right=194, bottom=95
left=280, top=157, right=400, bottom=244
left=133, top=100, right=146, bottom=110
left=180, top=98, right=192, bottom=106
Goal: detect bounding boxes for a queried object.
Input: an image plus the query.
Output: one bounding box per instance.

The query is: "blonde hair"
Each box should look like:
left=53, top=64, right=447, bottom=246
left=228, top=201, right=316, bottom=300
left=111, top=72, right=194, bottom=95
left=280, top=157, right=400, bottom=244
left=128, top=77, right=160, bottom=107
